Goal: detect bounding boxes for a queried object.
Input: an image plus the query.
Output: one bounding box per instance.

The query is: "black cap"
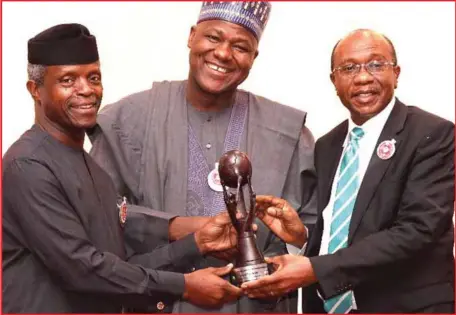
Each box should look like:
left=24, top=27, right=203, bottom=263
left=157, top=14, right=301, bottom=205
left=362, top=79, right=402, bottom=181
left=28, top=23, right=99, bottom=65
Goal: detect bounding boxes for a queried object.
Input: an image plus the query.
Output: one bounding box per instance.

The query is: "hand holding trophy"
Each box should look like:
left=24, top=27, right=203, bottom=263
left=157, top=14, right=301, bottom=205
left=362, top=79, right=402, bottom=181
left=218, top=150, right=270, bottom=286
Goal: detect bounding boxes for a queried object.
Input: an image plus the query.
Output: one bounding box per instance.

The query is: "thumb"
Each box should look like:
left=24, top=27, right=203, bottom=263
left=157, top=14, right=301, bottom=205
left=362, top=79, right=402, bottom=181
left=266, top=207, right=281, bottom=218
left=265, top=256, right=282, bottom=269
left=212, top=263, right=234, bottom=276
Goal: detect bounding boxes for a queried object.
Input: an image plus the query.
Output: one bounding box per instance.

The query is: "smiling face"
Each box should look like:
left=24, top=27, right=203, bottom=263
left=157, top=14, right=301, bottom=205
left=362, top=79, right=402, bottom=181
left=28, top=62, right=103, bottom=138
left=187, top=20, right=258, bottom=96
left=330, top=30, right=401, bottom=125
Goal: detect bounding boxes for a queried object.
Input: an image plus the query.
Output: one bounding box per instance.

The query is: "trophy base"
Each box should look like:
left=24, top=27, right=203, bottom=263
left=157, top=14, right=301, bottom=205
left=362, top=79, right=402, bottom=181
left=232, top=263, right=269, bottom=285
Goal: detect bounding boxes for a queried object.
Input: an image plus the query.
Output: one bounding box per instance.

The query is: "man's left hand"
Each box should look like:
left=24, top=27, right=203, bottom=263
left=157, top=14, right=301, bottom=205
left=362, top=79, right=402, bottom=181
left=255, top=195, right=307, bottom=248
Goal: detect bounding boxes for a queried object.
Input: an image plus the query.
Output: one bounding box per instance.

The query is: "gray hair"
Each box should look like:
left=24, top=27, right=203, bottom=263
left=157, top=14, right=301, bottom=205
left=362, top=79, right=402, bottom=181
left=27, top=63, right=46, bottom=86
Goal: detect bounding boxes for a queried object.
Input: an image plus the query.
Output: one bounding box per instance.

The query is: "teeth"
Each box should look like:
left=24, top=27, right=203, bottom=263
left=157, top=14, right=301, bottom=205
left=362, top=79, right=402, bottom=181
left=207, top=63, right=228, bottom=73
left=77, top=104, right=93, bottom=109
left=358, top=92, right=374, bottom=96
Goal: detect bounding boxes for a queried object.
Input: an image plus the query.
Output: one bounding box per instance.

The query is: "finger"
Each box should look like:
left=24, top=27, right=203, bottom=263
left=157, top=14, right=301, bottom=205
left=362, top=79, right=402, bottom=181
left=246, top=290, right=270, bottom=299
left=241, top=274, right=277, bottom=290
left=257, top=195, right=284, bottom=208
left=255, top=195, right=278, bottom=211
left=255, top=195, right=274, bottom=203
left=224, top=282, right=243, bottom=298
left=244, top=286, right=275, bottom=299
left=266, top=206, right=282, bottom=218
left=252, top=223, right=258, bottom=231
left=212, top=263, right=234, bottom=276
left=247, top=288, right=282, bottom=299
left=264, top=256, right=285, bottom=270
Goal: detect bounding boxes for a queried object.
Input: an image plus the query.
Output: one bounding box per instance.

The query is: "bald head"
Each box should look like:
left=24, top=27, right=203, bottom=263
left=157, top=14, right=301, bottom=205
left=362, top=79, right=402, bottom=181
left=331, top=29, right=397, bottom=71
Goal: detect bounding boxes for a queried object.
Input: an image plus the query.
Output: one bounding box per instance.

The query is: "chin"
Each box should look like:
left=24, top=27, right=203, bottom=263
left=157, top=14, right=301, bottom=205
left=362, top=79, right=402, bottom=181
left=196, top=75, right=238, bottom=95
left=74, top=120, right=97, bottom=130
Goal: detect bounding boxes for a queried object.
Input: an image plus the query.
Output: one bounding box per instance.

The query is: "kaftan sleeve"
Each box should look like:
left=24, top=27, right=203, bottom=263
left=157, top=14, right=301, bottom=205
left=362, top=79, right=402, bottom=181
left=263, top=125, right=318, bottom=258
left=3, top=158, right=185, bottom=303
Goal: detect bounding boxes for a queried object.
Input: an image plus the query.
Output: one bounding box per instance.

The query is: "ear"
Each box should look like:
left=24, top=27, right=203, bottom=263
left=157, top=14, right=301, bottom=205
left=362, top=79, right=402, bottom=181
left=187, top=25, right=197, bottom=49
left=254, top=50, right=259, bottom=60
left=330, top=72, right=339, bottom=95
left=26, top=80, right=41, bottom=104
left=393, top=65, right=401, bottom=89
left=330, top=72, right=336, bottom=85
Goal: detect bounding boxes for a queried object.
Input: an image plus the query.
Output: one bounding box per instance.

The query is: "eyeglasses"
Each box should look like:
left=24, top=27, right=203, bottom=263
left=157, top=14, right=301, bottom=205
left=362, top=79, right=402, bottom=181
left=332, top=60, right=396, bottom=77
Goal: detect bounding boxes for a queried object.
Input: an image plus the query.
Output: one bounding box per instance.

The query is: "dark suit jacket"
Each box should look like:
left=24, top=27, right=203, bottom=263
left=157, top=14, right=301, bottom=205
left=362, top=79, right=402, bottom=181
left=302, top=99, right=455, bottom=313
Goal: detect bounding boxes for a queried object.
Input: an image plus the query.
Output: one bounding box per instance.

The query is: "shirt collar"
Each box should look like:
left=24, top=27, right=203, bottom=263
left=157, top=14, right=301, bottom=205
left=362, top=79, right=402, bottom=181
left=343, top=96, right=396, bottom=147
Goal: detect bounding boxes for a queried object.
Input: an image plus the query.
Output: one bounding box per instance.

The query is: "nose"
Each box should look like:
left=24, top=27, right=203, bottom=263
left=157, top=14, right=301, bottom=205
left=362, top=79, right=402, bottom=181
left=214, top=42, right=233, bottom=61
left=353, top=65, right=374, bottom=84
left=75, top=78, right=94, bottom=96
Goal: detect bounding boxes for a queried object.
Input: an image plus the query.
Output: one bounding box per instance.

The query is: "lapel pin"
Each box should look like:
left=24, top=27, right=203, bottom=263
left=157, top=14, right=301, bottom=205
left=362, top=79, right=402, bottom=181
left=377, top=138, right=396, bottom=160
left=208, top=162, right=223, bottom=192
left=118, top=196, right=127, bottom=227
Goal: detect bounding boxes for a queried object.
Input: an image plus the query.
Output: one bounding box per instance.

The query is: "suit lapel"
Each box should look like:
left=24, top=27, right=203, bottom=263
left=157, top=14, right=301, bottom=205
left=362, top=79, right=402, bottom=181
left=307, top=122, right=347, bottom=256
left=318, top=122, right=348, bottom=212
left=348, top=99, right=408, bottom=241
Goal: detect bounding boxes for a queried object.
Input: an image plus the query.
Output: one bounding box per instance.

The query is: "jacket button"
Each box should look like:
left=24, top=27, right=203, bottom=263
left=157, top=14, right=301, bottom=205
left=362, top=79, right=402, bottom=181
left=191, top=267, right=196, bottom=271
left=157, top=301, right=165, bottom=310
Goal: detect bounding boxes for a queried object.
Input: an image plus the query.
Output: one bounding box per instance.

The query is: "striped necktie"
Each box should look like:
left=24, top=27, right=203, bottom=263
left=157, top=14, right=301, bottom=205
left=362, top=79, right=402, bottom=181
left=324, top=127, right=364, bottom=314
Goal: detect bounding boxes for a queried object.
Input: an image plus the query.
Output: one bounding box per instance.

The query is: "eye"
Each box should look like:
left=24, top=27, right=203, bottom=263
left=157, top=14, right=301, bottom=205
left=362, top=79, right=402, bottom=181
left=205, top=35, right=220, bottom=43
left=59, top=77, right=75, bottom=86
left=367, top=61, right=384, bottom=71
left=89, top=74, right=102, bottom=84
left=233, top=45, right=249, bottom=53
left=341, top=64, right=357, bottom=73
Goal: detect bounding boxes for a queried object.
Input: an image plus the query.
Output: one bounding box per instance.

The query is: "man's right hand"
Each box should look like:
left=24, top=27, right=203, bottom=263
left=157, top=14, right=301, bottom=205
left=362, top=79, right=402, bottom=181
left=255, top=195, right=307, bottom=248
left=183, top=264, right=242, bottom=308
left=194, top=211, right=237, bottom=255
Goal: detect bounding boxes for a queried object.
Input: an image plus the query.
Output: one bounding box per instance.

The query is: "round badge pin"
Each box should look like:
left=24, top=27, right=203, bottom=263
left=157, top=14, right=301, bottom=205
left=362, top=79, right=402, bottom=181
left=118, top=196, right=127, bottom=227
left=377, top=139, right=396, bottom=160
left=208, top=162, right=223, bottom=192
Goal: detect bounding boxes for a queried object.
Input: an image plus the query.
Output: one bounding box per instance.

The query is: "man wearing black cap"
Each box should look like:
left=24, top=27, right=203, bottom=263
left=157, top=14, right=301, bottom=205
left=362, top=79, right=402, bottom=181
left=2, top=23, right=245, bottom=313
left=90, top=2, right=317, bottom=313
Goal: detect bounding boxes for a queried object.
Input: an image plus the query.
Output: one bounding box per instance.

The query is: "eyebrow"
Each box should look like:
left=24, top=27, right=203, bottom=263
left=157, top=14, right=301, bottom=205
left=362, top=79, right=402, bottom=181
left=339, top=53, right=390, bottom=65
left=208, top=28, right=254, bottom=45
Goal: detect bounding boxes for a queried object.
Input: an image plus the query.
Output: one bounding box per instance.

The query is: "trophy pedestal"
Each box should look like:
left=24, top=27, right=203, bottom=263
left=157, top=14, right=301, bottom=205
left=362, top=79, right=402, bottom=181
left=232, top=263, right=269, bottom=285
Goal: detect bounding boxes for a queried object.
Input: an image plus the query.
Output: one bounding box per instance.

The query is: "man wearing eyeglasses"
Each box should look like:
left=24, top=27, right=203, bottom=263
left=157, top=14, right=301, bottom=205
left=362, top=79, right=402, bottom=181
left=241, top=29, right=454, bottom=313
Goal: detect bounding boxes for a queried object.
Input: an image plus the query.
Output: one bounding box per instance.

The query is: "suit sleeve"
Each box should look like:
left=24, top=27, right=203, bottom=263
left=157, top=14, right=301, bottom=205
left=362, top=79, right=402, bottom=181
left=310, top=121, right=455, bottom=298
left=3, top=159, right=185, bottom=301
left=264, top=125, right=318, bottom=257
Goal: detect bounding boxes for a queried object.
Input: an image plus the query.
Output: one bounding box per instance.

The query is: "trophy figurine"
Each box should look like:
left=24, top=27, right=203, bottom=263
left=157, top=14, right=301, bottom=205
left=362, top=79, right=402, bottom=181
left=218, top=150, right=270, bottom=285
